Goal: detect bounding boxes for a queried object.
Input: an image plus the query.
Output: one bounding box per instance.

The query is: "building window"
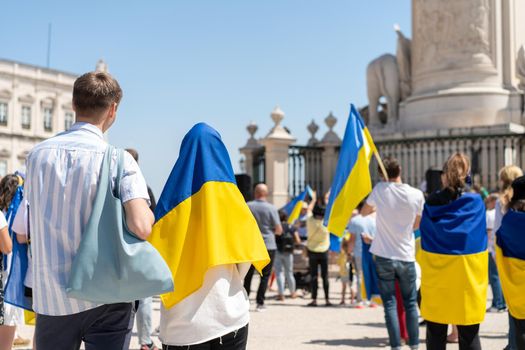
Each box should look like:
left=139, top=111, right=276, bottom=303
left=0, top=103, right=7, bottom=126
left=0, top=160, right=7, bottom=177
left=21, top=106, right=31, bottom=129
left=65, top=111, right=74, bottom=130
left=44, top=107, right=53, bottom=132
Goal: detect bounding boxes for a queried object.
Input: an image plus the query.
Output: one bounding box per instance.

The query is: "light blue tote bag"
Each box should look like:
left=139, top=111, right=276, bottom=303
left=67, top=145, right=174, bottom=303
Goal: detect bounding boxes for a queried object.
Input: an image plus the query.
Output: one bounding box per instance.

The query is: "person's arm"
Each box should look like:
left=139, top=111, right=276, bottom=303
left=348, top=233, right=356, bottom=254
left=307, top=191, right=317, bottom=214
left=16, top=234, right=28, bottom=244
left=412, top=191, right=425, bottom=231
left=413, top=215, right=422, bottom=231
left=0, top=226, right=12, bottom=254
left=124, top=199, right=155, bottom=240
left=271, top=207, right=283, bottom=236
left=361, top=232, right=374, bottom=244
left=361, top=204, right=376, bottom=217
left=119, top=152, right=154, bottom=240
left=13, top=199, right=29, bottom=244
left=293, top=231, right=301, bottom=244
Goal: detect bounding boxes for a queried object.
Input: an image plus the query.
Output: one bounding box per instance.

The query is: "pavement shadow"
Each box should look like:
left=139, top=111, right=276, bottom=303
left=348, top=322, right=386, bottom=328
left=480, top=334, right=508, bottom=340
left=307, top=337, right=389, bottom=347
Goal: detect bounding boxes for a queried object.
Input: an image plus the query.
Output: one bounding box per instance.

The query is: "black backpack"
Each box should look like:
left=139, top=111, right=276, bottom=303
left=277, top=223, right=295, bottom=253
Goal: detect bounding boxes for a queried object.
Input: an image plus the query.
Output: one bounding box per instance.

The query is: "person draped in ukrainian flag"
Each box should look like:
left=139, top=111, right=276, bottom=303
left=148, top=123, right=270, bottom=350
left=495, top=175, right=525, bottom=350
left=420, top=153, right=488, bottom=350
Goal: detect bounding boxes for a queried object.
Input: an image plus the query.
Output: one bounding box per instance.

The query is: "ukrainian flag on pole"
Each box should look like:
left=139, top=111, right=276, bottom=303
left=148, top=123, right=270, bottom=308
left=496, top=210, right=525, bottom=319
left=281, top=186, right=311, bottom=224
left=324, top=104, right=378, bottom=237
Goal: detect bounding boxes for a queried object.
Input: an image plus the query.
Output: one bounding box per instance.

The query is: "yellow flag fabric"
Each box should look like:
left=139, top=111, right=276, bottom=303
left=495, top=210, right=525, bottom=319
left=148, top=123, right=270, bottom=309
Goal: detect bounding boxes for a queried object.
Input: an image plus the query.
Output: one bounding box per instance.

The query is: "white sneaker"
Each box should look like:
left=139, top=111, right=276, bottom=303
left=256, top=304, right=267, bottom=312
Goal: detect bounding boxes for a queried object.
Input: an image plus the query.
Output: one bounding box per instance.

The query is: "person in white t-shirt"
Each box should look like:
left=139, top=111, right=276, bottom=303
left=485, top=193, right=506, bottom=312
left=362, top=157, right=424, bottom=350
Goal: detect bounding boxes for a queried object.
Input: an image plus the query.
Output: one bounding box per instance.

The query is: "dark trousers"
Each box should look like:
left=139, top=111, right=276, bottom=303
left=308, top=250, right=329, bottom=301
left=426, top=321, right=481, bottom=350
left=244, top=250, right=275, bottom=306
left=35, top=303, right=133, bottom=350
left=511, top=316, right=525, bottom=350
left=163, top=324, right=248, bottom=350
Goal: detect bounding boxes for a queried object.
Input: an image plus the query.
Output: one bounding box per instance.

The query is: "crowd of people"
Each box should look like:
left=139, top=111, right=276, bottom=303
left=0, top=69, right=524, bottom=350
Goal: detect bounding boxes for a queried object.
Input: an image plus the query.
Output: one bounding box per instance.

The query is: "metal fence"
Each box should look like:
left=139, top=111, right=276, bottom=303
left=288, top=145, right=324, bottom=197
left=373, top=133, right=525, bottom=191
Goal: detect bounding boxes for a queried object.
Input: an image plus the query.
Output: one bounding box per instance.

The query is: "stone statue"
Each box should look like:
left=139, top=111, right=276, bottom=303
left=395, top=24, right=412, bottom=99
left=517, top=45, right=525, bottom=91
left=366, top=54, right=400, bottom=126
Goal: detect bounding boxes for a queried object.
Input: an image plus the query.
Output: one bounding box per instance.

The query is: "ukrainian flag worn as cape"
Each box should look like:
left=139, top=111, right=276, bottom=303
left=496, top=210, right=525, bottom=319
left=420, top=193, right=488, bottom=325
left=324, top=104, right=377, bottom=237
left=149, top=123, right=270, bottom=309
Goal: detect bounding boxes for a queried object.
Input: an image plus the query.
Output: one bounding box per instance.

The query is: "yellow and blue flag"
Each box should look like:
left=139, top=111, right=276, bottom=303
left=324, top=104, right=377, bottom=237
left=281, top=186, right=310, bottom=224
left=496, top=210, right=525, bottom=319
left=148, top=123, right=270, bottom=308
left=420, top=193, right=488, bottom=325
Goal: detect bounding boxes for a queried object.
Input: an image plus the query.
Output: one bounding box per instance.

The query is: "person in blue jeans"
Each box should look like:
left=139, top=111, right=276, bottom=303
left=485, top=193, right=507, bottom=312
left=362, top=157, right=424, bottom=350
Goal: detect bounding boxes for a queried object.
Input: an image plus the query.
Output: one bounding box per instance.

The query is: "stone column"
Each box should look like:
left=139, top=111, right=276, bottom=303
left=403, top=0, right=525, bottom=130
left=319, top=112, right=341, bottom=196
left=260, top=107, right=296, bottom=207
left=239, top=121, right=261, bottom=178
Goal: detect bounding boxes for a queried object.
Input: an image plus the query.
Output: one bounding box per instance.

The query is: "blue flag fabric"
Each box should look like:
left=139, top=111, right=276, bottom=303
left=495, top=210, right=525, bottom=319
left=4, top=186, right=32, bottom=310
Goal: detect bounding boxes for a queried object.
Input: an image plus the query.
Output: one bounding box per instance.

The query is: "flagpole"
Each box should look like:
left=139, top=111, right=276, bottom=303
left=374, top=150, right=389, bottom=181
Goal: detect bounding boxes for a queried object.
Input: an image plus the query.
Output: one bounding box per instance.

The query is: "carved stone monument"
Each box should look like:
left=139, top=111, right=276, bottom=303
left=365, top=0, right=525, bottom=189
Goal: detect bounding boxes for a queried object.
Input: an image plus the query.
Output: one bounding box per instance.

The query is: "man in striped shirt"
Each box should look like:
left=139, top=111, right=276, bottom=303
left=25, top=71, right=154, bottom=350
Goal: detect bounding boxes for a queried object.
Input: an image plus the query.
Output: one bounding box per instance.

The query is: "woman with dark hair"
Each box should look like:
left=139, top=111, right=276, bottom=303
left=496, top=175, right=525, bottom=350
left=420, top=153, right=487, bottom=350
left=305, top=191, right=331, bottom=307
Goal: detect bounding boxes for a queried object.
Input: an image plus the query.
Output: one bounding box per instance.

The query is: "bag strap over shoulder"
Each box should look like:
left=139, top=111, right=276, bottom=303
left=110, top=147, right=126, bottom=200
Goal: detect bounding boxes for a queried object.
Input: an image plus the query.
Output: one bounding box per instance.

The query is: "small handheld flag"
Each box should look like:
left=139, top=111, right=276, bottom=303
left=281, top=186, right=310, bottom=224
left=324, top=104, right=378, bottom=237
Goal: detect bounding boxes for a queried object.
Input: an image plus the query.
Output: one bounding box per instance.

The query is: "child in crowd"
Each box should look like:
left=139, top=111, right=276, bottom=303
left=338, top=236, right=356, bottom=305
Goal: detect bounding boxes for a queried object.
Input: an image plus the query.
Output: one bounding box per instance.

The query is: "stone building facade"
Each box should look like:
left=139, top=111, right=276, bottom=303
left=0, top=58, right=78, bottom=176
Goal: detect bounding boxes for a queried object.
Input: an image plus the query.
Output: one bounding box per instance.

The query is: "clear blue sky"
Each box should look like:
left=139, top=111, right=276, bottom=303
left=1, top=1, right=411, bottom=196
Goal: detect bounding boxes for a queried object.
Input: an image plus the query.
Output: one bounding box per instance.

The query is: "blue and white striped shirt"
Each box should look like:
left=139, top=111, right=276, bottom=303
left=26, top=123, right=150, bottom=316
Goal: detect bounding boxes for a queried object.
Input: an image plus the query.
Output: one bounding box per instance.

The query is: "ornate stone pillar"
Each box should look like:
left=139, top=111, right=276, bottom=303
left=239, top=121, right=261, bottom=178
left=319, top=112, right=341, bottom=196
left=307, top=120, right=319, bottom=146
left=260, top=107, right=296, bottom=207
left=402, top=0, right=525, bottom=130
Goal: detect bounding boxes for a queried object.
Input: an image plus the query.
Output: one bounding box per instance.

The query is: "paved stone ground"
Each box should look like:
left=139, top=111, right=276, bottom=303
left=17, top=276, right=509, bottom=349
